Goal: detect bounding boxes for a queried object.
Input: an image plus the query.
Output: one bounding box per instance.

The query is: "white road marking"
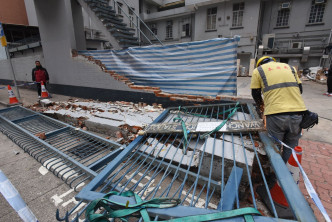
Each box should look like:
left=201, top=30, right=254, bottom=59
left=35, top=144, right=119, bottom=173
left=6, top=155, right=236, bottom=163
left=182, top=190, right=217, bottom=209
left=51, top=183, right=84, bottom=207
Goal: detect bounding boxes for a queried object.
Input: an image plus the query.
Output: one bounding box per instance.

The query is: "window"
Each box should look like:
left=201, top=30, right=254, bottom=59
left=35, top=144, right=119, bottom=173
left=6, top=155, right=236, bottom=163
left=150, top=23, right=157, bottom=35
left=206, top=7, right=217, bottom=30
left=166, top=21, right=173, bottom=39
left=128, top=7, right=134, bottom=15
left=232, top=3, right=244, bottom=27
left=308, top=0, right=326, bottom=23
left=128, top=7, right=135, bottom=28
left=129, top=16, right=134, bottom=28
left=276, top=9, right=290, bottom=27
left=182, top=23, right=190, bottom=37
left=117, top=3, right=123, bottom=15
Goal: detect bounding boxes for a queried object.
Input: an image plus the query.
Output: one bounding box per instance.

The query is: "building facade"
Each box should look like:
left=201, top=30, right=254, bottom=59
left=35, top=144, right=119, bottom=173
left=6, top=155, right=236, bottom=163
left=140, top=0, right=332, bottom=71
left=0, top=0, right=38, bottom=60
left=139, top=0, right=263, bottom=74
left=2, top=0, right=331, bottom=70
left=259, top=0, right=332, bottom=69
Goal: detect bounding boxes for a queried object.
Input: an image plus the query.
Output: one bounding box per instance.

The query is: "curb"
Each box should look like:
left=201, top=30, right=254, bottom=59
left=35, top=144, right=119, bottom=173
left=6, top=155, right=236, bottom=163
left=0, top=101, right=22, bottom=107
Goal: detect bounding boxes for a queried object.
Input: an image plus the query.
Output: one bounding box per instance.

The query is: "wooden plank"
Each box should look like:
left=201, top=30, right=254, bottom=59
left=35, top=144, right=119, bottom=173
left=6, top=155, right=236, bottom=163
left=248, top=58, right=255, bottom=77
left=141, top=120, right=264, bottom=134
left=236, top=59, right=241, bottom=77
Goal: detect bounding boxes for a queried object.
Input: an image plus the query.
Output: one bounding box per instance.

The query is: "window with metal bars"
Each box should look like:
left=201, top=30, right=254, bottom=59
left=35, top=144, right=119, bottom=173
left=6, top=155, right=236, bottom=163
left=128, top=7, right=134, bottom=15
left=182, top=23, right=190, bottom=37
left=276, top=9, right=290, bottom=27
left=206, top=7, right=217, bottom=30
left=308, top=0, right=326, bottom=23
left=117, top=2, right=123, bottom=15
left=149, top=23, right=157, bottom=36
left=128, top=7, right=135, bottom=28
left=232, top=2, right=244, bottom=27
left=166, top=20, right=173, bottom=39
left=129, top=16, right=134, bottom=28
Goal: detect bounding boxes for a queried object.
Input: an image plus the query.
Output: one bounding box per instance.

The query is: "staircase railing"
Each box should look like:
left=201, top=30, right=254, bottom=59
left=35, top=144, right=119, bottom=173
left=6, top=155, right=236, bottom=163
left=111, top=0, right=163, bottom=46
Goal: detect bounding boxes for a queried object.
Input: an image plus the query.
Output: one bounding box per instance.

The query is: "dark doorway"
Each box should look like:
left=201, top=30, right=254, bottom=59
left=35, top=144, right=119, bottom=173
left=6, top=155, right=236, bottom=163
left=280, top=58, right=289, bottom=63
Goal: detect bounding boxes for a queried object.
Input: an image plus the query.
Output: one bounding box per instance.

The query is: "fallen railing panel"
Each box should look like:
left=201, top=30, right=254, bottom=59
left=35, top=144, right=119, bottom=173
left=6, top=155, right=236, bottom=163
left=0, top=106, right=123, bottom=190
left=71, top=102, right=315, bottom=221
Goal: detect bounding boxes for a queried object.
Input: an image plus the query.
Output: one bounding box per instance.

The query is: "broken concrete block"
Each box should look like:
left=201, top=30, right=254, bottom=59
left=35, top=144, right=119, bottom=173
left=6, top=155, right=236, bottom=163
left=131, top=126, right=142, bottom=134
left=157, top=146, right=199, bottom=167
left=39, top=99, right=53, bottom=107
left=199, top=136, right=255, bottom=184
left=138, top=138, right=199, bottom=167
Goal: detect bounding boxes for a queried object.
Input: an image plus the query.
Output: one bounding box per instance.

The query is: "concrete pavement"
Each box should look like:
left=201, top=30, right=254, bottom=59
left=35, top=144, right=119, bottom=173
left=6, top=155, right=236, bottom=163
left=0, top=86, right=84, bottom=222
left=299, top=139, right=332, bottom=221
left=0, top=132, right=85, bottom=222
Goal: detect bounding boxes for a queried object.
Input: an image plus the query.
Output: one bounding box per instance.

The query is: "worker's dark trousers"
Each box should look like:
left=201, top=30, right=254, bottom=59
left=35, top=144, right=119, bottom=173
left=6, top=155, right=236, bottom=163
left=266, top=114, right=303, bottom=163
left=327, top=76, right=332, bottom=93
left=36, top=82, right=47, bottom=96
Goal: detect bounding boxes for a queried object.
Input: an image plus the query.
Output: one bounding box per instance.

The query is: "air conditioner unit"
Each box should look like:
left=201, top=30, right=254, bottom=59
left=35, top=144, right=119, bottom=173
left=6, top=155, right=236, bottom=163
left=291, top=42, right=302, bottom=49
left=315, top=0, right=325, bottom=4
left=182, top=31, right=186, bottom=37
left=262, top=34, right=275, bottom=49
left=281, top=2, right=291, bottom=9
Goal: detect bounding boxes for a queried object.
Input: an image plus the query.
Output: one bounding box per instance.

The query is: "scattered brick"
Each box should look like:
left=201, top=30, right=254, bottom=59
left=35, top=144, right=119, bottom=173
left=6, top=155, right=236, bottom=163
left=129, top=85, right=146, bottom=90
left=115, top=131, right=123, bottom=139
left=71, top=49, right=78, bottom=57
left=154, top=92, right=172, bottom=97
left=35, top=132, right=46, bottom=140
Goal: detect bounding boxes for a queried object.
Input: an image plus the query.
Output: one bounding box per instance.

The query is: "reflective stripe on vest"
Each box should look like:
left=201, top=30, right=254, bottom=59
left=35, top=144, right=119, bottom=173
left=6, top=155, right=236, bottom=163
left=257, top=65, right=299, bottom=93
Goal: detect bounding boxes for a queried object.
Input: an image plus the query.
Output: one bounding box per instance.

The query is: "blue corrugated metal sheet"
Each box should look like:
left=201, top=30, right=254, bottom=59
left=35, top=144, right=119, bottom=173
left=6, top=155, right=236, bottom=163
left=79, top=38, right=239, bottom=97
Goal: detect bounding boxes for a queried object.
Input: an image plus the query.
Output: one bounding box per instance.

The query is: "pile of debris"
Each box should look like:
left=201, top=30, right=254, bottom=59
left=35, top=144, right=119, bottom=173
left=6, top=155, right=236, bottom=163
left=27, top=99, right=164, bottom=145
left=299, top=66, right=327, bottom=84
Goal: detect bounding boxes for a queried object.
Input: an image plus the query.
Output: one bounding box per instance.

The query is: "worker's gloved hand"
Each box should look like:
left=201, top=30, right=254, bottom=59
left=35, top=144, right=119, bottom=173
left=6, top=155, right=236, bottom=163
left=256, top=104, right=264, bottom=119
left=263, top=115, right=266, bottom=129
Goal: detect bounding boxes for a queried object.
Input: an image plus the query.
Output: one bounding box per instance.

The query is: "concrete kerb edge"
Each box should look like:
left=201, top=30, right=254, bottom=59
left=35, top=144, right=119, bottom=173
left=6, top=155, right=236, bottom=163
left=0, top=101, right=23, bottom=107
left=43, top=112, right=121, bottom=138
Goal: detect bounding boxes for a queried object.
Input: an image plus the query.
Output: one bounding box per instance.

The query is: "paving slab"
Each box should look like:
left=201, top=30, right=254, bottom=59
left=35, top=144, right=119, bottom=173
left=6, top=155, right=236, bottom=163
left=299, top=139, right=332, bottom=221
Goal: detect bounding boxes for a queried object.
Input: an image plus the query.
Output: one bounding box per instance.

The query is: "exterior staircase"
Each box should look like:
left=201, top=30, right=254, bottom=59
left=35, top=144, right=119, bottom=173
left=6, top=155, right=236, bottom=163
left=77, top=0, right=139, bottom=49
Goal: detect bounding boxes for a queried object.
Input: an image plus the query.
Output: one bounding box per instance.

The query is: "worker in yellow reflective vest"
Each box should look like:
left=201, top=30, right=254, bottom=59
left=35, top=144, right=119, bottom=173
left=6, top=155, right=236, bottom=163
left=250, top=56, right=307, bottom=162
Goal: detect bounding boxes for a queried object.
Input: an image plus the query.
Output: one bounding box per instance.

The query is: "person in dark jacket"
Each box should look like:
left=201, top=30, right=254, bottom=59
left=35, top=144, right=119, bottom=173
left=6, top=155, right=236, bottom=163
left=324, top=64, right=332, bottom=96
left=32, top=61, right=49, bottom=98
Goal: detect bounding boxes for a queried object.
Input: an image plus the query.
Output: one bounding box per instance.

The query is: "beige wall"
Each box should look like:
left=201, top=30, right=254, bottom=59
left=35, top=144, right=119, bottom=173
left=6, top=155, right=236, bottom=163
left=0, top=0, right=28, bottom=25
